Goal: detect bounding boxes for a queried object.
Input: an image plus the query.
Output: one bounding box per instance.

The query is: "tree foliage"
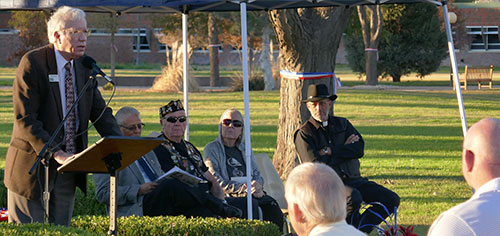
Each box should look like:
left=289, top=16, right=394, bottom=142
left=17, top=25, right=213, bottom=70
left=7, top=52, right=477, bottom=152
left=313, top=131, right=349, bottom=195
left=151, top=12, right=210, bottom=48
left=344, top=3, right=447, bottom=82
left=8, top=11, right=49, bottom=62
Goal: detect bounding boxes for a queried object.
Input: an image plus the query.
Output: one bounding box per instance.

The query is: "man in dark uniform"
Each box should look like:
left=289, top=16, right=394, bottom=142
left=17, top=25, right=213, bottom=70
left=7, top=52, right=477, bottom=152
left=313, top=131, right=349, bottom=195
left=93, top=106, right=241, bottom=219
left=294, top=84, right=400, bottom=234
left=146, top=100, right=248, bottom=218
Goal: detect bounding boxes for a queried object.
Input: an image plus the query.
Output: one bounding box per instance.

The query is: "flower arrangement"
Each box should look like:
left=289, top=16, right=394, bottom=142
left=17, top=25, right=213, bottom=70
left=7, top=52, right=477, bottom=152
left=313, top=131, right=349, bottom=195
left=383, top=225, right=418, bottom=236
left=351, top=202, right=417, bottom=236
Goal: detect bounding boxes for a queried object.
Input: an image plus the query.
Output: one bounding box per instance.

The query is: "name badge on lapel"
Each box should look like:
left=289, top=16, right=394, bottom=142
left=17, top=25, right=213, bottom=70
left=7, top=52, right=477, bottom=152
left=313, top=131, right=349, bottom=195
left=49, top=74, right=59, bottom=83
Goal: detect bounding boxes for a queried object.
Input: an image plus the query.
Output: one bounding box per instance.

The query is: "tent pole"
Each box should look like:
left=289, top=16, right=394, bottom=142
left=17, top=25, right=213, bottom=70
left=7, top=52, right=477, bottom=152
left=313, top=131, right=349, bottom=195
left=442, top=3, right=468, bottom=136
left=182, top=12, right=190, bottom=141
left=110, top=12, right=116, bottom=79
left=240, top=2, right=253, bottom=220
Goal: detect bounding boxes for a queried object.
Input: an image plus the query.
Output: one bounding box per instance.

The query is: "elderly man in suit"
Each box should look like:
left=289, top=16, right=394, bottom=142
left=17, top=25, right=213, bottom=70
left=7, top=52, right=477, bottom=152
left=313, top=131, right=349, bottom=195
left=93, top=107, right=159, bottom=217
left=4, top=6, right=121, bottom=225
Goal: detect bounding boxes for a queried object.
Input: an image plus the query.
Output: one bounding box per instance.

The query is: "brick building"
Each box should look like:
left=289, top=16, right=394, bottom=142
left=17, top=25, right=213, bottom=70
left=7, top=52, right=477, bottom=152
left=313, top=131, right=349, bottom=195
left=448, top=6, right=500, bottom=67
left=0, top=6, right=499, bottom=67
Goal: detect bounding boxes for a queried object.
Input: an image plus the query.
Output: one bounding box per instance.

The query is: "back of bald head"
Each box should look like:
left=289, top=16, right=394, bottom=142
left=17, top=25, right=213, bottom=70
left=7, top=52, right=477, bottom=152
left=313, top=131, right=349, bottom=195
left=464, top=118, right=500, bottom=174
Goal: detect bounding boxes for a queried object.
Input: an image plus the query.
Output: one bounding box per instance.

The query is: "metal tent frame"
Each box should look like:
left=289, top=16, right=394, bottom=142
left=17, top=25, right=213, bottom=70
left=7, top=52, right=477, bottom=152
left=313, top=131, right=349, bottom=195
left=1, top=0, right=469, bottom=231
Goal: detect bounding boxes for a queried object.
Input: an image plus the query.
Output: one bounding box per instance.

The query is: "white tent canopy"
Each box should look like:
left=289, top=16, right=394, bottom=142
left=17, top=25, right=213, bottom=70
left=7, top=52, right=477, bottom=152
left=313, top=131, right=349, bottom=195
left=1, top=0, right=468, bottom=224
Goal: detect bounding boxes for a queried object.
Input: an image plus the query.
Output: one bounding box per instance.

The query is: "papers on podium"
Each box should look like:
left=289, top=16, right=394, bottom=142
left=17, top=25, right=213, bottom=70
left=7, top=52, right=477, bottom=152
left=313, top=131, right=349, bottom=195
left=155, top=166, right=202, bottom=186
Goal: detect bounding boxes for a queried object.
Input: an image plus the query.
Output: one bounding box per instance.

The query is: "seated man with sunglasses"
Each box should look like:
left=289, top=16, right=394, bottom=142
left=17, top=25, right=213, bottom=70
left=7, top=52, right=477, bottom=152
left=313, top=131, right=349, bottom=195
left=203, top=108, right=284, bottom=229
left=93, top=106, right=242, bottom=218
left=148, top=100, right=251, bottom=218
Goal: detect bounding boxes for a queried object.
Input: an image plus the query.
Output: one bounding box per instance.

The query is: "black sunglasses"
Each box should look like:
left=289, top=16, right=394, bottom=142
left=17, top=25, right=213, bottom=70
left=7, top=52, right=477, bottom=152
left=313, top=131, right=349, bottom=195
left=166, top=116, right=187, bottom=123
left=120, top=123, right=145, bottom=131
left=222, top=119, right=243, bottom=127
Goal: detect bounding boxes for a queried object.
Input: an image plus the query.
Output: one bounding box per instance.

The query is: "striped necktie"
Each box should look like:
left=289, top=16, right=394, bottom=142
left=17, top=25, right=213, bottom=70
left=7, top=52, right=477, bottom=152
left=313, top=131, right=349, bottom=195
left=137, top=156, right=158, bottom=181
left=64, top=62, right=77, bottom=154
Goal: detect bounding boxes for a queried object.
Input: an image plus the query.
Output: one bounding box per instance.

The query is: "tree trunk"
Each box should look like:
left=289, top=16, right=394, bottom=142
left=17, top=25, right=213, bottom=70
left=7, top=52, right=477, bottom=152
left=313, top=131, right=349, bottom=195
left=358, top=5, right=382, bottom=86
left=392, top=75, right=401, bottom=82
left=248, top=37, right=255, bottom=79
left=269, top=7, right=353, bottom=178
left=208, top=13, right=219, bottom=87
left=260, top=25, right=274, bottom=90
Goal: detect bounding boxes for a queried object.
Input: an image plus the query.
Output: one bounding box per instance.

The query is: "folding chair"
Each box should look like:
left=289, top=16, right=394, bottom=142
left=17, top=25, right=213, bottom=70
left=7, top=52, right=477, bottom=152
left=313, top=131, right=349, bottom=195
left=254, top=153, right=292, bottom=234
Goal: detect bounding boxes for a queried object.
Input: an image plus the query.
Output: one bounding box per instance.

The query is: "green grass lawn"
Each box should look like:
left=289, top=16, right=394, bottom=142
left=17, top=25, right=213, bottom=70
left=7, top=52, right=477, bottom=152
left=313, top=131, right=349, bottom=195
left=2, top=64, right=499, bottom=87
left=1, top=67, right=499, bottom=235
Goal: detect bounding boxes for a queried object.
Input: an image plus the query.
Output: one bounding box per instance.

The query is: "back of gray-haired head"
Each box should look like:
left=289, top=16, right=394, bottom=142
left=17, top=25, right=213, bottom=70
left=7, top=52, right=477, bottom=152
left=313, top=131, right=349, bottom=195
left=285, top=162, right=347, bottom=225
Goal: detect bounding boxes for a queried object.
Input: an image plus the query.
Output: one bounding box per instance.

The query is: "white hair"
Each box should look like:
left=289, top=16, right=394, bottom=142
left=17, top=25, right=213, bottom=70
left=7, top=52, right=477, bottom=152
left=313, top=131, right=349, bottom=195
left=115, top=107, right=140, bottom=126
left=47, top=6, right=86, bottom=44
left=285, top=163, right=347, bottom=225
left=219, top=108, right=244, bottom=142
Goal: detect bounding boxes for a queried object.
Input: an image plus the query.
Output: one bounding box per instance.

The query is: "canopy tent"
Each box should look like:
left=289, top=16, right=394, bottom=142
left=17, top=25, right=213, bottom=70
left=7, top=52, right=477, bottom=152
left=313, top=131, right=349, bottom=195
left=1, top=0, right=469, bottom=227
left=1, top=0, right=444, bottom=13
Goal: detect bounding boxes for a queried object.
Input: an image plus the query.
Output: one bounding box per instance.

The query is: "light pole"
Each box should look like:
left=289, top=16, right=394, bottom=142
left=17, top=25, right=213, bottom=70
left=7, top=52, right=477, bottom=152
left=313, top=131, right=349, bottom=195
left=449, top=12, right=457, bottom=87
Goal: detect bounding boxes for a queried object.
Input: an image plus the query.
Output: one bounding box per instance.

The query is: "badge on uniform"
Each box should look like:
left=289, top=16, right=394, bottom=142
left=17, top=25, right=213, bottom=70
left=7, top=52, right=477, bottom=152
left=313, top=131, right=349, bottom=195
left=49, top=74, right=59, bottom=82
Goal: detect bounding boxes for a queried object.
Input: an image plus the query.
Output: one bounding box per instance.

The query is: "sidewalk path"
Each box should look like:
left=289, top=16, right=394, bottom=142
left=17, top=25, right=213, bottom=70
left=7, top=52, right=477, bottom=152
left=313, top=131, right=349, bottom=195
left=0, top=85, right=497, bottom=92
left=346, top=84, right=499, bottom=92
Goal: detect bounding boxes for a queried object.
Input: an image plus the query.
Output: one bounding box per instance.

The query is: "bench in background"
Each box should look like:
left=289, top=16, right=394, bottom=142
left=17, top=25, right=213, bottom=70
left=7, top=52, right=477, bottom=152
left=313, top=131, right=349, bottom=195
left=455, top=65, right=494, bottom=90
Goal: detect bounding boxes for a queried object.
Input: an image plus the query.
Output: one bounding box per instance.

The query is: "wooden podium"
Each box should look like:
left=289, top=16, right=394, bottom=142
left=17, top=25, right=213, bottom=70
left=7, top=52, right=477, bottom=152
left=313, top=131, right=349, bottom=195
left=58, top=136, right=164, bottom=236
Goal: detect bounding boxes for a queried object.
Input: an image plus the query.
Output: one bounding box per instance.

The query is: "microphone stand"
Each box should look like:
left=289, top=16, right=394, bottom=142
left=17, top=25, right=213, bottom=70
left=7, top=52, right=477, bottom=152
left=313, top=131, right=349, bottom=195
left=29, top=73, right=97, bottom=224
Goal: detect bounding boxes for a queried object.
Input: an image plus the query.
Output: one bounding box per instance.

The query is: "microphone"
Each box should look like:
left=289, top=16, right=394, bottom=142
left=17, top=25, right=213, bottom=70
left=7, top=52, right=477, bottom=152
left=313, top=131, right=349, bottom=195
left=82, top=56, right=114, bottom=85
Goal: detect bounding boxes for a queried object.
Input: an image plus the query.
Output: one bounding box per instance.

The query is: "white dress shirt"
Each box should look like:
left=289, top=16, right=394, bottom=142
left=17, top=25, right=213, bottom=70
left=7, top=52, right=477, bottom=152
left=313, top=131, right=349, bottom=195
left=428, top=177, right=500, bottom=236
left=54, top=49, right=79, bottom=129
left=309, top=220, right=365, bottom=236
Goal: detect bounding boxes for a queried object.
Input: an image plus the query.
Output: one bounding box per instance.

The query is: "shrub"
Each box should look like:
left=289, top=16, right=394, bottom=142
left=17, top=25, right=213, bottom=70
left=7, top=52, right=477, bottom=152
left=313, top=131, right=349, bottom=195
left=150, top=41, right=199, bottom=92
left=231, top=75, right=265, bottom=91
left=0, top=169, right=6, bottom=208
left=1, top=171, right=280, bottom=236
left=72, top=215, right=281, bottom=236
left=0, top=222, right=97, bottom=235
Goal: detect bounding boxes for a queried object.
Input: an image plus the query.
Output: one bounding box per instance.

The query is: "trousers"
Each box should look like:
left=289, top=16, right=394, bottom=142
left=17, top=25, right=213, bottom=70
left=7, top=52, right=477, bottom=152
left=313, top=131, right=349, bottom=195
left=346, top=178, right=400, bottom=234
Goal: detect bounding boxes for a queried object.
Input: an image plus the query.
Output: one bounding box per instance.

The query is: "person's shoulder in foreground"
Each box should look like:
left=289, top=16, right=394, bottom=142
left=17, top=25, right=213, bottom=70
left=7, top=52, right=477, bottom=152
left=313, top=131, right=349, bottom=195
left=309, top=221, right=365, bottom=236
left=428, top=118, right=500, bottom=236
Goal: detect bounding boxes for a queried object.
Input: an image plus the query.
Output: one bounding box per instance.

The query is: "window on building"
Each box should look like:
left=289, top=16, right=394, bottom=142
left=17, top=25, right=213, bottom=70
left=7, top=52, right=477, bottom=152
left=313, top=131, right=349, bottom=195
left=466, top=26, right=500, bottom=51
left=0, top=28, right=18, bottom=34
left=117, top=28, right=150, bottom=52
left=89, top=28, right=110, bottom=36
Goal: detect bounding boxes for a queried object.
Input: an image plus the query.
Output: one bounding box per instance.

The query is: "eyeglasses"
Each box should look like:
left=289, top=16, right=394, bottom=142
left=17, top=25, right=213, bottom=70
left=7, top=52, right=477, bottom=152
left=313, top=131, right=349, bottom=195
left=222, top=119, right=243, bottom=128
left=62, top=28, right=91, bottom=37
left=165, top=116, right=187, bottom=123
left=120, top=123, right=145, bottom=131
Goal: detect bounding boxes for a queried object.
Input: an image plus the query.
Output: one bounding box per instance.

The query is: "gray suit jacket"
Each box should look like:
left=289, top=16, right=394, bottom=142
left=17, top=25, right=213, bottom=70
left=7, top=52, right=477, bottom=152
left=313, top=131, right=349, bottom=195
left=93, top=151, right=164, bottom=217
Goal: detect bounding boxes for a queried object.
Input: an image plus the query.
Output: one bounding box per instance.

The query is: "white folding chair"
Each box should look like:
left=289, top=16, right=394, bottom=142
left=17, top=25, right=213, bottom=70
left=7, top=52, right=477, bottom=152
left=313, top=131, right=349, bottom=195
left=255, top=153, right=292, bottom=234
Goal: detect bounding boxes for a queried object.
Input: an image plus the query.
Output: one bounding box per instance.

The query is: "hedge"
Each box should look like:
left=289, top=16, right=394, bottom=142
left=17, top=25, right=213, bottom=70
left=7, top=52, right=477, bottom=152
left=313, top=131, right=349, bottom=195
left=0, top=222, right=97, bottom=235
left=0, top=170, right=281, bottom=235
left=0, top=216, right=280, bottom=236
left=72, top=215, right=281, bottom=236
